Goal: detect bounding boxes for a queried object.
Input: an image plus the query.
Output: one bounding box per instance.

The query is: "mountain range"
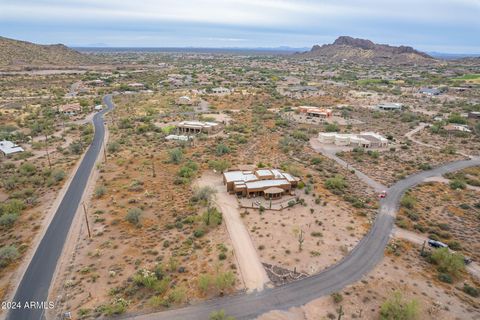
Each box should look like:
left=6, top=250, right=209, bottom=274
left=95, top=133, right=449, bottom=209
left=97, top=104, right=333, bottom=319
left=0, top=36, right=94, bottom=67
left=299, top=36, right=436, bottom=65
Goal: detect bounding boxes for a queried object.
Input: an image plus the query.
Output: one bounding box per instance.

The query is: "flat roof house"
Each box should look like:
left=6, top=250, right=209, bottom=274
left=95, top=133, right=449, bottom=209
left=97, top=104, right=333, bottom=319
left=318, top=132, right=388, bottom=148
left=177, top=121, right=221, bottom=135
left=375, top=103, right=403, bottom=111
left=223, top=168, right=300, bottom=199
left=0, top=140, right=24, bottom=156
left=298, top=106, right=333, bottom=119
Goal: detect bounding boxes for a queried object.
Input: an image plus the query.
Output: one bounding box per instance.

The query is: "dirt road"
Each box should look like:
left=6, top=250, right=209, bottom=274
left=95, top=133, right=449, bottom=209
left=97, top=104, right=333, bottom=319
left=197, top=172, right=270, bottom=292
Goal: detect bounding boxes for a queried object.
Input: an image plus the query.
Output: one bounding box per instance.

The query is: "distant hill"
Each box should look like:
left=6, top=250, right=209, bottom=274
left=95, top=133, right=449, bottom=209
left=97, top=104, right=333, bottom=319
left=0, top=36, right=95, bottom=67
left=299, top=36, right=436, bottom=65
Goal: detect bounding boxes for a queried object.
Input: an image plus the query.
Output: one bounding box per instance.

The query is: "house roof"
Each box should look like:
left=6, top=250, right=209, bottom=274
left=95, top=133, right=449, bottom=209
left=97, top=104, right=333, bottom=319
left=0, top=140, right=24, bottom=155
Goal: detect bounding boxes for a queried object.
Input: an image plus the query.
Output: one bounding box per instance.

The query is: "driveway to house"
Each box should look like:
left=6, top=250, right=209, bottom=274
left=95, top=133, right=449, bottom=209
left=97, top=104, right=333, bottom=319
left=309, top=137, right=387, bottom=192
left=393, top=227, right=480, bottom=280
left=6, top=95, right=114, bottom=320
left=196, top=172, right=270, bottom=292
left=122, top=157, right=480, bottom=320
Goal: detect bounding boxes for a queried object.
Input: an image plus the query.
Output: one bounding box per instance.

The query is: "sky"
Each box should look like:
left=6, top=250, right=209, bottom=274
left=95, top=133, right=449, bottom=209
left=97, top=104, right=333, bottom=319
left=1, top=0, right=479, bottom=53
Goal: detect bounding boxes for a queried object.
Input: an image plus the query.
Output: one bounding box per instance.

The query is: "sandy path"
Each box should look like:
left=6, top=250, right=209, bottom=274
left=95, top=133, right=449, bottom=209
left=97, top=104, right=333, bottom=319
left=392, top=227, right=480, bottom=279
left=197, top=172, right=270, bottom=292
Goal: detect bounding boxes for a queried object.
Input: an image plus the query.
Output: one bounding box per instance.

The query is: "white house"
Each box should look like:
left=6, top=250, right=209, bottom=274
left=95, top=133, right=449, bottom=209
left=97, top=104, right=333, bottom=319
left=0, top=140, right=24, bottom=156
left=318, top=132, right=388, bottom=148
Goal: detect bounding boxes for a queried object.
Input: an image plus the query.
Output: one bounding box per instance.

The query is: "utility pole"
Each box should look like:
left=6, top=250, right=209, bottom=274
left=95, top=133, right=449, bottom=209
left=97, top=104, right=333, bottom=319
left=45, top=133, right=52, bottom=170
left=82, top=202, right=91, bottom=239
left=421, top=240, right=426, bottom=256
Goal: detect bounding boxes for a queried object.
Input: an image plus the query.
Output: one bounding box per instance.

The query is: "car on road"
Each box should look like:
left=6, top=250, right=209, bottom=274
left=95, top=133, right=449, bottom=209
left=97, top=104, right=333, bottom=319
left=379, top=190, right=387, bottom=198
left=428, top=239, right=448, bottom=248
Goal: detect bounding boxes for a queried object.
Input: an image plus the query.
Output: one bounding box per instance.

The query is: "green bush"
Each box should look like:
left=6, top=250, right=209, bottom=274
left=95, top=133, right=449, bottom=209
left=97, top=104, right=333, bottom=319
left=215, top=143, right=230, bottom=156
left=380, top=291, right=419, bottom=320
left=449, top=179, right=466, bottom=190
left=209, top=309, right=236, bottom=320
left=95, top=185, right=107, bottom=198
left=203, top=208, right=222, bottom=226
left=463, top=283, right=479, bottom=297
left=51, top=168, right=65, bottom=182
left=107, top=141, right=120, bottom=153
left=324, top=175, right=347, bottom=192
left=0, top=214, right=19, bottom=228
left=430, top=247, right=465, bottom=278
left=438, top=273, right=452, bottom=283
left=125, top=207, right=143, bottom=226
left=168, top=148, right=183, bottom=164
left=0, top=246, right=19, bottom=267
left=400, top=194, right=416, bottom=209
left=19, top=162, right=36, bottom=176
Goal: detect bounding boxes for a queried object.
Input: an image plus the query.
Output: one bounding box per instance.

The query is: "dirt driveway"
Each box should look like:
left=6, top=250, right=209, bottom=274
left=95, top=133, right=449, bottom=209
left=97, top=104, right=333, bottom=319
left=196, top=171, right=270, bottom=292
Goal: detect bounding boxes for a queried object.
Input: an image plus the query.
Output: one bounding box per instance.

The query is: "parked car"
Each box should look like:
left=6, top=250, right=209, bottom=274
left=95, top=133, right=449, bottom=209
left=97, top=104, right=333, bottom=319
left=428, top=239, right=448, bottom=248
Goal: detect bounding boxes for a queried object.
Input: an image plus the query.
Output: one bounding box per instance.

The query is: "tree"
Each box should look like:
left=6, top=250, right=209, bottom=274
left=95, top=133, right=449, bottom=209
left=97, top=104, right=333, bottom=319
left=380, top=291, right=419, bottom=320
left=198, top=274, right=212, bottom=294
left=430, top=247, right=465, bottom=278
left=191, top=186, right=217, bottom=205
left=215, top=271, right=235, bottom=292
left=208, top=159, right=230, bottom=173
left=400, top=194, right=416, bottom=209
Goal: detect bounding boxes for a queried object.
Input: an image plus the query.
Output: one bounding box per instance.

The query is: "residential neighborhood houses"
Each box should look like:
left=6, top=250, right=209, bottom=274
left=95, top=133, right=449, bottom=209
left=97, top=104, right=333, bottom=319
left=375, top=102, right=403, bottom=111
left=176, top=120, right=222, bottom=134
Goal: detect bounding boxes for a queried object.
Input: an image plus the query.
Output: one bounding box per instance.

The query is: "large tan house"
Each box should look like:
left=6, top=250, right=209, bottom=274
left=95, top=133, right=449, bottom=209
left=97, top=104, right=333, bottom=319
left=177, top=121, right=221, bottom=134
left=223, top=168, right=300, bottom=199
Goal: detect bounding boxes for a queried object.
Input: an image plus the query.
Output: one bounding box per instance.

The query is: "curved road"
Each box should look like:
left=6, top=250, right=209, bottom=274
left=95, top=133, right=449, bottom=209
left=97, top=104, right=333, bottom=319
left=125, top=157, right=480, bottom=320
left=7, top=95, right=114, bottom=320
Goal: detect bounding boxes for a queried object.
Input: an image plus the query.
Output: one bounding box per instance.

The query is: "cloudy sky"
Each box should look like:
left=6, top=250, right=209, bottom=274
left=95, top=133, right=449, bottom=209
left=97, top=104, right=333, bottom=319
left=1, top=0, right=479, bottom=53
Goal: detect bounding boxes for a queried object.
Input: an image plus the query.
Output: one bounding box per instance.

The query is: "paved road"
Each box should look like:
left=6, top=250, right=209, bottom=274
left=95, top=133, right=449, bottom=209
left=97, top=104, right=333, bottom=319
left=7, top=95, right=114, bottom=320
left=124, top=157, right=480, bottom=320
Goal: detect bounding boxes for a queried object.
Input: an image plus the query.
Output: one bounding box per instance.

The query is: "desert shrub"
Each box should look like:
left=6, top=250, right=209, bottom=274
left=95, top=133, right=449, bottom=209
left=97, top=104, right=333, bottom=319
left=168, top=148, right=183, bottom=164
left=331, top=292, right=343, bottom=303
left=19, top=162, right=36, bottom=176
left=430, top=247, right=465, bottom=278
left=208, top=159, right=230, bottom=173
left=69, top=142, right=83, bottom=155
left=191, top=186, right=217, bottom=204
left=95, top=185, right=107, bottom=198
left=100, top=298, right=129, bottom=316
left=194, top=228, right=205, bottom=238
left=107, top=141, right=120, bottom=153
left=168, top=285, right=187, bottom=304
left=438, top=273, right=452, bottom=283
left=203, top=208, right=222, bottom=226
left=400, top=194, right=416, bottom=209
left=0, top=246, right=19, bottom=267
left=215, top=271, right=235, bottom=291
left=0, top=199, right=25, bottom=217
left=292, top=130, right=309, bottom=141
left=324, top=175, right=347, bottom=192
left=0, top=214, right=19, bottom=228
left=324, top=123, right=339, bottom=132
left=209, top=309, right=236, bottom=320
left=463, top=283, right=479, bottom=297
left=51, top=168, right=65, bottom=183
left=449, top=179, right=466, bottom=190
left=215, top=143, right=230, bottom=156
left=125, top=207, right=143, bottom=226
left=311, top=157, right=322, bottom=165
left=198, top=274, right=212, bottom=294
left=380, top=291, right=419, bottom=320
